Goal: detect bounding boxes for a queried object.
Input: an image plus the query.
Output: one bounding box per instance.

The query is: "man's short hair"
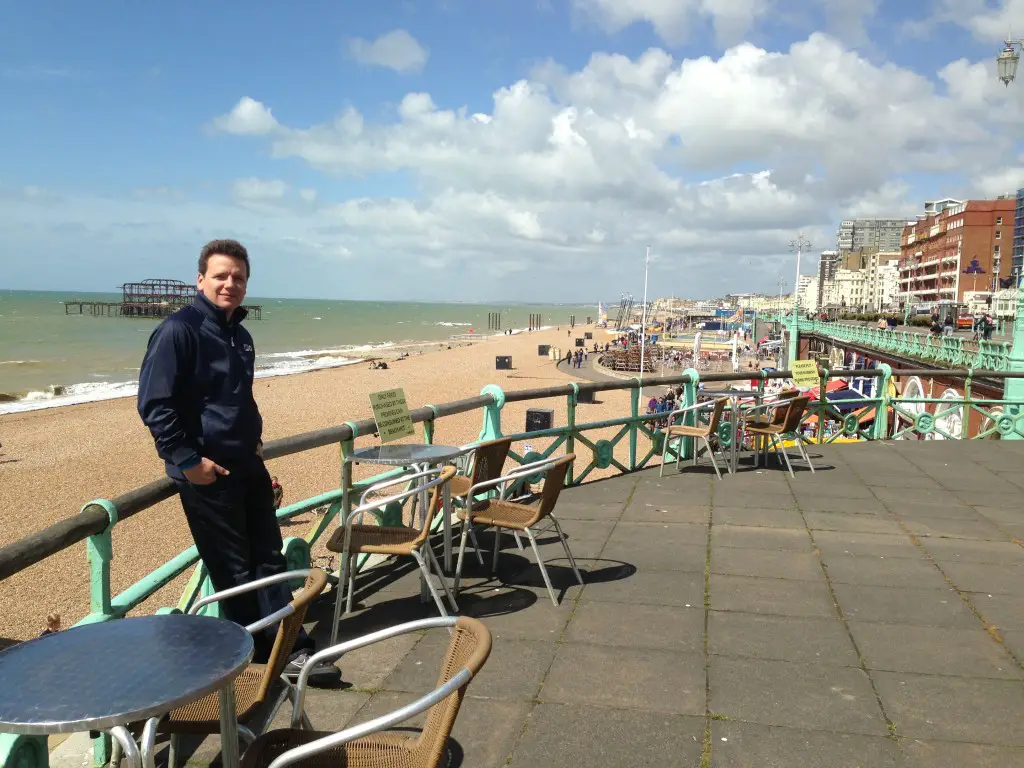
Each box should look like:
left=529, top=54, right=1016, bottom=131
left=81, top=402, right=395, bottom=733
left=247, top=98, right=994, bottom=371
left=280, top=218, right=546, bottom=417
left=199, top=239, right=250, bottom=277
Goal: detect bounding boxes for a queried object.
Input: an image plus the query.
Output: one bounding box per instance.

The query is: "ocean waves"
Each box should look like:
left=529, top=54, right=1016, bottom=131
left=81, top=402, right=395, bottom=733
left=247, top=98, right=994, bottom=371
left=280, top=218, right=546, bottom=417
left=0, top=346, right=379, bottom=414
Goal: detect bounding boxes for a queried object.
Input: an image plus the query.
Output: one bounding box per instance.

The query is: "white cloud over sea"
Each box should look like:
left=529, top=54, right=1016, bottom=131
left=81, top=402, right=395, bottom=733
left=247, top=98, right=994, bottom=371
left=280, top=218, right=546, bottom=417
left=3, top=2, right=1024, bottom=301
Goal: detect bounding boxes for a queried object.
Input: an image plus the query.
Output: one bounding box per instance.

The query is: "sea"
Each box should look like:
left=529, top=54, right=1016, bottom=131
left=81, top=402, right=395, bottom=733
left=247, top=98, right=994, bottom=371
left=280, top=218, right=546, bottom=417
left=0, top=290, right=596, bottom=415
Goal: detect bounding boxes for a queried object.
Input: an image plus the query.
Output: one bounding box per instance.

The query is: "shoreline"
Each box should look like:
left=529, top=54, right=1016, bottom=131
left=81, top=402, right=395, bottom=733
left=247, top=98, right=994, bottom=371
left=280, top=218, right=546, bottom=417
left=0, top=324, right=628, bottom=640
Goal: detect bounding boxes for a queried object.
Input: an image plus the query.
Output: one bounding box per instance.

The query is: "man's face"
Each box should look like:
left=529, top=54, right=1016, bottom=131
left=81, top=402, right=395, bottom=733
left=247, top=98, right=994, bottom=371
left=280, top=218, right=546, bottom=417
left=197, top=254, right=247, bottom=314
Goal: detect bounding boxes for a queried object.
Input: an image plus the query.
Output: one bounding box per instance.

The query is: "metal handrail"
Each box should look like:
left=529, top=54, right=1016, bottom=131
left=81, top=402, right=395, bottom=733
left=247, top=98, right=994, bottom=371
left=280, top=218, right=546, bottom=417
left=0, top=365, right=1018, bottom=583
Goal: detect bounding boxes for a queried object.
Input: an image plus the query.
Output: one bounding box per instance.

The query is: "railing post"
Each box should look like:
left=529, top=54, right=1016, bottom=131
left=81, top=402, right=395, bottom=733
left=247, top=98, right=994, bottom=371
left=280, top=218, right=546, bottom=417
left=873, top=364, right=892, bottom=440
left=0, top=734, right=48, bottom=768
left=566, top=383, right=578, bottom=485
left=478, top=385, right=505, bottom=442
left=1003, top=281, right=1024, bottom=439
left=681, top=367, right=699, bottom=461
left=423, top=405, right=439, bottom=444
left=629, top=379, right=640, bottom=471
left=817, top=365, right=827, bottom=444
left=82, top=499, right=119, bottom=622
left=787, top=309, right=799, bottom=367
left=339, top=421, right=359, bottom=537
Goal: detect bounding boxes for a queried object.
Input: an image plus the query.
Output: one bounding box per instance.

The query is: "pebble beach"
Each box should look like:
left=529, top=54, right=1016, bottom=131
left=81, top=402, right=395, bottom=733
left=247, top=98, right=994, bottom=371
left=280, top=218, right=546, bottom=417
left=0, top=325, right=635, bottom=641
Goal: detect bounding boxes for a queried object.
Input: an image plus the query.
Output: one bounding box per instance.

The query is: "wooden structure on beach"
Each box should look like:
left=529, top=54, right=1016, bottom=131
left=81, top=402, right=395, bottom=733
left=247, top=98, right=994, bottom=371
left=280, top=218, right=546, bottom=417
left=64, top=278, right=262, bottom=319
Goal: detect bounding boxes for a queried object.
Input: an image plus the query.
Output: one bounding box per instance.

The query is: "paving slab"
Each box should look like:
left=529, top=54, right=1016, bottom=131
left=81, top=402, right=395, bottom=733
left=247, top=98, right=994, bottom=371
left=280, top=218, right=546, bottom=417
left=710, top=547, right=825, bottom=582
left=941, top=561, right=1024, bottom=596
left=820, top=554, right=949, bottom=590
left=813, top=530, right=924, bottom=560
left=831, top=583, right=979, bottom=628
left=578, top=568, right=705, bottom=607
left=900, top=515, right=1009, bottom=541
left=711, top=506, right=804, bottom=529
left=848, top=622, right=1021, bottom=679
left=921, top=537, right=1024, bottom=565
left=507, top=703, right=706, bottom=768
left=713, top=525, right=813, bottom=552
left=710, top=574, right=836, bottom=618
left=971, top=594, right=1024, bottom=630
left=795, top=496, right=890, bottom=515
left=902, top=739, right=1024, bottom=768
left=709, top=722, right=902, bottom=767
left=709, top=657, right=888, bottom=736
left=874, top=671, right=1024, bottom=745
left=565, top=599, right=705, bottom=652
left=621, top=500, right=710, bottom=523
left=542, top=643, right=706, bottom=714
left=803, top=511, right=905, bottom=535
left=708, top=613, right=858, bottom=666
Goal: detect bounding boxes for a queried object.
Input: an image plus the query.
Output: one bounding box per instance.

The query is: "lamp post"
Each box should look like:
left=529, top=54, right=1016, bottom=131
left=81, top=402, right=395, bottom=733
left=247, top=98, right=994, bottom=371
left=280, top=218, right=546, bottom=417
left=788, top=233, right=811, bottom=365
left=995, top=40, right=1024, bottom=435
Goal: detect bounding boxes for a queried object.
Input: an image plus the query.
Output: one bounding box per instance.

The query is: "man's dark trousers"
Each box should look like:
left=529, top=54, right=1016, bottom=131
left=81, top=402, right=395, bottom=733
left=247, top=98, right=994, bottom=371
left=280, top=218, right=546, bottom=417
left=176, top=453, right=314, bottom=662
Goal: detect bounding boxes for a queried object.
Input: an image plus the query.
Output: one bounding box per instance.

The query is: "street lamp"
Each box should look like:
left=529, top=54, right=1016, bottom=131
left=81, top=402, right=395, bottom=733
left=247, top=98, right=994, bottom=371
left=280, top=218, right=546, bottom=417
left=997, top=40, right=1021, bottom=86
left=790, top=233, right=812, bottom=320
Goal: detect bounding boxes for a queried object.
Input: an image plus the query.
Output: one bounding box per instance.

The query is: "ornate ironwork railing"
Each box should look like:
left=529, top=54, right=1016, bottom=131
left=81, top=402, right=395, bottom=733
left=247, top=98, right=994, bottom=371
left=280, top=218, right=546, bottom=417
left=2, top=365, right=1024, bottom=768
left=776, top=317, right=1012, bottom=371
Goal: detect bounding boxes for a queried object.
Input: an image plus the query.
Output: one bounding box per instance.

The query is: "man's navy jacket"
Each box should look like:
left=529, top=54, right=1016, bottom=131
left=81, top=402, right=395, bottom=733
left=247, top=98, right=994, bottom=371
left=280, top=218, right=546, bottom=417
left=137, top=293, right=263, bottom=479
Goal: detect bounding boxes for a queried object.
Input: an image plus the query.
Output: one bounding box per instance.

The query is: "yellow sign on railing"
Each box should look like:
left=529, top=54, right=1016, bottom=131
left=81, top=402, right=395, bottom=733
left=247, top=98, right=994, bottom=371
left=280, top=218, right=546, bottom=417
left=369, top=388, right=415, bottom=443
left=790, top=360, right=820, bottom=389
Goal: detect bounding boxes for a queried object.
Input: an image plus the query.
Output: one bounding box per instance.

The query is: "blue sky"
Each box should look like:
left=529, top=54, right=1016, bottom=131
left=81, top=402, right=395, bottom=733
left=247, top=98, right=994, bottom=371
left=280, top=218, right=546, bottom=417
left=1, top=0, right=1022, bottom=302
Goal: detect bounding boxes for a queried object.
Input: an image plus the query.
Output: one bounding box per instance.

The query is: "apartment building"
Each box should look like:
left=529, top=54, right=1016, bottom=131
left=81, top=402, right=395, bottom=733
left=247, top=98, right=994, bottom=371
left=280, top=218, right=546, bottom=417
left=898, top=198, right=1015, bottom=306
left=1014, top=187, right=1024, bottom=280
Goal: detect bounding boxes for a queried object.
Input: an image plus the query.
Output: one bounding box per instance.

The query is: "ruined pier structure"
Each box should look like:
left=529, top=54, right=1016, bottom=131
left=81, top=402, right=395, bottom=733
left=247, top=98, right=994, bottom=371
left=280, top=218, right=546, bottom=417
left=64, top=279, right=262, bottom=319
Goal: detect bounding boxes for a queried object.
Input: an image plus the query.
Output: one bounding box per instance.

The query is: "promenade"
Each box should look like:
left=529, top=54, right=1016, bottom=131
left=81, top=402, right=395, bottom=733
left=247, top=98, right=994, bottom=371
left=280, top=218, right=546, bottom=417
left=52, top=440, right=1024, bottom=767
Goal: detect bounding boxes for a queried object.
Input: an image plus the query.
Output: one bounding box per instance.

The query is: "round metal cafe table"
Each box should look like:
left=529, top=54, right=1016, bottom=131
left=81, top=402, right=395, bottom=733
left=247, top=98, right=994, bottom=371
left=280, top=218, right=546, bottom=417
left=0, top=614, right=253, bottom=768
left=343, top=443, right=466, bottom=571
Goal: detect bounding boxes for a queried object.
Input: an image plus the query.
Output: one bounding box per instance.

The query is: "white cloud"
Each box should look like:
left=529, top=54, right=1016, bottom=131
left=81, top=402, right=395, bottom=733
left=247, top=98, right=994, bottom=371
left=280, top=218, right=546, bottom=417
left=346, top=29, right=429, bottom=73
left=7, top=33, right=1024, bottom=300
left=211, top=96, right=279, bottom=135
left=905, top=0, right=1023, bottom=44
left=572, top=0, right=772, bottom=47
left=231, top=178, right=288, bottom=201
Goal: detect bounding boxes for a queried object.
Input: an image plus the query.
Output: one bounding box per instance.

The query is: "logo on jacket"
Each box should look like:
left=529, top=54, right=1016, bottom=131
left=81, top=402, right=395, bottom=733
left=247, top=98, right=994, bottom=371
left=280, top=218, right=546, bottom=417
left=243, top=344, right=254, bottom=353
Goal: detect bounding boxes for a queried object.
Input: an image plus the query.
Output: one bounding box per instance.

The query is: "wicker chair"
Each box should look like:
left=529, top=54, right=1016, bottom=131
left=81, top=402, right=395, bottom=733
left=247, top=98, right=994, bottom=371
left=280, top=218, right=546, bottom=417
left=659, top=398, right=729, bottom=479
left=448, top=437, right=512, bottom=500
left=454, top=454, right=583, bottom=606
left=745, top=395, right=815, bottom=477
left=326, top=467, right=458, bottom=646
left=155, top=569, right=329, bottom=768
left=239, top=616, right=492, bottom=768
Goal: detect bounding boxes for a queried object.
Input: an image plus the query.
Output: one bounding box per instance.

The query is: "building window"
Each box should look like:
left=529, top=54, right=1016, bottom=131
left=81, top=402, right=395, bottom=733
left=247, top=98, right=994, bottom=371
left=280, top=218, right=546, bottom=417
left=997, top=217, right=1003, bottom=225
left=995, top=246, right=1001, bottom=255
left=996, top=231, right=1002, bottom=239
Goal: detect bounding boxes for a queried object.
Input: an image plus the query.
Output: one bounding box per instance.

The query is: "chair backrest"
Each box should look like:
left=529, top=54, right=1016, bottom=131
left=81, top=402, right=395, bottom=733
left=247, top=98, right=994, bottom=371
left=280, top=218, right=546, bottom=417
left=259, top=568, right=329, bottom=699
left=411, top=616, right=493, bottom=768
left=770, top=390, right=799, bottom=425
left=535, top=454, right=575, bottom=520
left=413, top=466, right=457, bottom=545
left=469, top=438, right=512, bottom=487
left=703, top=398, right=728, bottom=436
left=779, top=395, right=812, bottom=434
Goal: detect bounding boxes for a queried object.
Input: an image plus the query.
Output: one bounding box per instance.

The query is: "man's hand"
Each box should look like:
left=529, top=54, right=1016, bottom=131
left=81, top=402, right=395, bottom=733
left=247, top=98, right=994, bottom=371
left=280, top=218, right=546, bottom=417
left=183, top=458, right=230, bottom=486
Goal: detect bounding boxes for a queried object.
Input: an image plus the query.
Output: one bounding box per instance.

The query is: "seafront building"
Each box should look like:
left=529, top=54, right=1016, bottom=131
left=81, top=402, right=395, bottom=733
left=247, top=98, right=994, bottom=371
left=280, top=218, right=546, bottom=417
left=898, top=197, right=1015, bottom=307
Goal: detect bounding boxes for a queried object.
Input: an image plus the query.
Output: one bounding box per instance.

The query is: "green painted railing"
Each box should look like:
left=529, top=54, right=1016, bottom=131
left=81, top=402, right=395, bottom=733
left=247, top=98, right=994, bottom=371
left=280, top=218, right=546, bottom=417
left=768, top=316, right=1013, bottom=371
left=3, top=365, right=1024, bottom=768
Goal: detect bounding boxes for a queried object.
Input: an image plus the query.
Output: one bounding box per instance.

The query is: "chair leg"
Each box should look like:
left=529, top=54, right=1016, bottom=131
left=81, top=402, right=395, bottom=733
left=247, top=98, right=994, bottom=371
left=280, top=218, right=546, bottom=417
left=703, top=437, right=723, bottom=479
left=523, top=527, right=560, bottom=606
left=264, top=681, right=292, bottom=732
left=660, top=430, right=669, bottom=476
left=111, top=736, right=122, bottom=768
left=794, top=437, right=815, bottom=473
left=492, top=528, right=502, bottom=573
left=467, top=522, right=485, bottom=564
left=455, top=521, right=471, bottom=595
left=330, top=548, right=349, bottom=647
left=345, top=553, right=357, bottom=614
left=412, top=550, right=449, bottom=617
left=550, top=515, right=584, bottom=586
left=675, top=436, right=683, bottom=472
left=424, top=542, right=459, bottom=613
left=168, top=734, right=181, bottom=768
left=513, top=532, right=525, bottom=550
left=773, top=435, right=795, bottom=477
left=237, top=725, right=256, bottom=746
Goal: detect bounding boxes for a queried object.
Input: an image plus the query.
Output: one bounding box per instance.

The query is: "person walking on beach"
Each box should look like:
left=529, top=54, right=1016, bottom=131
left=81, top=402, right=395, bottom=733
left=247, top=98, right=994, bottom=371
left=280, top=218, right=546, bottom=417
left=137, top=239, right=327, bottom=681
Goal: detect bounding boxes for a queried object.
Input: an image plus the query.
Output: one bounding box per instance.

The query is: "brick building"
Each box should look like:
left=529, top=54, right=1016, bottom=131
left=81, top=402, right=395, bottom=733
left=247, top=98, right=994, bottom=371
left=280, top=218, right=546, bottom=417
left=898, top=198, right=1015, bottom=306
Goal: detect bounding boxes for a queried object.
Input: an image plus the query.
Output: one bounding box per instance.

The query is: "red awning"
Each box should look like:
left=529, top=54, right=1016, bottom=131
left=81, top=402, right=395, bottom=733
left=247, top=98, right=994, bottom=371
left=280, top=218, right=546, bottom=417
left=809, top=380, right=849, bottom=399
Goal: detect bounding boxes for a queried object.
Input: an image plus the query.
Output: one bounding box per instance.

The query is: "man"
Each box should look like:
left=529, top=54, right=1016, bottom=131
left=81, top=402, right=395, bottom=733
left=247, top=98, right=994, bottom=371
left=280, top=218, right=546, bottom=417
left=137, top=239, right=325, bottom=680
